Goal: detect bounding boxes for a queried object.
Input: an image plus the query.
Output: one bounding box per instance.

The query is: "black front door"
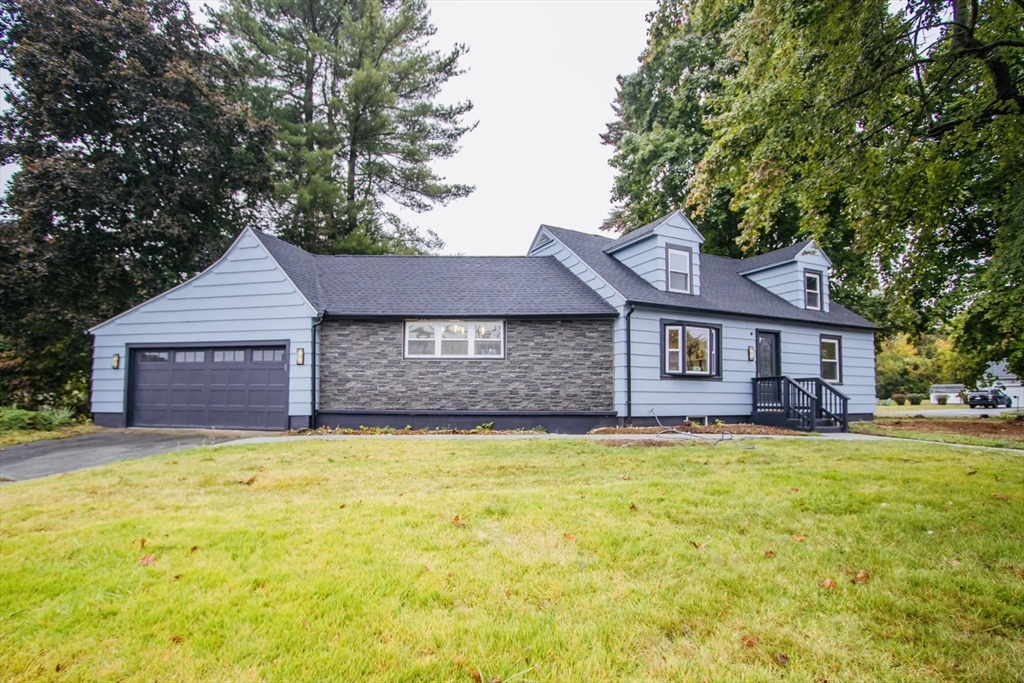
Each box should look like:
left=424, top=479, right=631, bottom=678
left=755, top=331, right=781, bottom=407
left=756, top=331, right=780, bottom=377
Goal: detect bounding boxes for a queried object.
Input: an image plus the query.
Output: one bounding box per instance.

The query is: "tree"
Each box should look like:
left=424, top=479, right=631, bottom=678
left=685, top=0, right=1023, bottom=375
left=216, top=0, right=475, bottom=254
left=0, top=0, right=274, bottom=409
left=602, top=0, right=882, bottom=318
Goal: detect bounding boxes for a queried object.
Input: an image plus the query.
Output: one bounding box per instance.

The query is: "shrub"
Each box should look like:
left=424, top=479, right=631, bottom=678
left=36, top=406, right=76, bottom=431
left=907, top=394, right=925, bottom=405
left=892, top=394, right=907, bottom=405
left=936, top=394, right=949, bottom=405
left=0, top=405, right=76, bottom=432
left=0, top=407, right=37, bottom=431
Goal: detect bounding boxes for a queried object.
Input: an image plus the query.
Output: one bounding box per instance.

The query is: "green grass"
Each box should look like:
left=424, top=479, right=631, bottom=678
left=875, top=403, right=964, bottom=413
left=2, top=439, right=1022, bottom=682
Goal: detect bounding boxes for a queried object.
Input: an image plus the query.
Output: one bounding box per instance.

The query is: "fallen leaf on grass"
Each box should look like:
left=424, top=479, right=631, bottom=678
left=339, top=503, right=346, bottom=509
left=967, top=469, right=977, bottom=475
left=742, top=635, right=758, bottom=648
left=854, top=570, right=870, bottom=584
left=172, top=574, right=182, bottom=581
left=301, top=619, right=309, bottom=630
left=993, top=493, right=1009, bottom=501
left=170, top=635, right=183, bottom=644
left=139, top=538, right=146, bottom=550
left=790, top=487, right=799, bottom=492
left=763, top=550, right=776, bottom=559
left=688, top=540, right=707, bottom=550
left=792, top=534, right=805, bottom=542
left=820, top=577, right=837, bottom=589
left=454, top=655, right=467, bottom=666
left=259, top=465, right=266, bottom=472
left=138, top=554, right=157, bottom=566
left=620, top=474, right=631, bottom=480
left=451, top=515, right=466, bottom=528
left=774, top=653, right=789, bottom=667
left=55, top=663, right=63, bottom=672
left=240, top=475, right=257, bottom=486
left=563, top=533, right=576, bottom=541
left=189, top=545, right=198, bottom=554
left=471, top=671, right=482, bottom=683
left=629, top=502, right=637, bottom=511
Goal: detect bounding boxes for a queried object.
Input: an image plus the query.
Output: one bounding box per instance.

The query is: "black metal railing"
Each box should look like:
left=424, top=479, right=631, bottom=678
left=752, top=376, right=850, bottom=432
left=752, top=376, right=816, bottom=431
left=795, top=377, right=850, bottom=432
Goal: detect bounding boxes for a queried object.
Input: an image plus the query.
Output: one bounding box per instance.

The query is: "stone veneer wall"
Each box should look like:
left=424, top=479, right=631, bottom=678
left=319, top=319, right=614, bottom=412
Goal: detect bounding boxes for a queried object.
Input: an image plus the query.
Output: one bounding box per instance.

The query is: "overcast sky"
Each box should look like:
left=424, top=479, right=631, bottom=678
left=2, top=0, right=658, bottom=255
left=406, top=0, right=657, bottom=255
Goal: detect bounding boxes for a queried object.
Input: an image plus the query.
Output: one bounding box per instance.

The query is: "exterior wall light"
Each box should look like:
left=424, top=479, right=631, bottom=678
left=112, top=353, right=121, bottom=369
left=747, top=346, right=755, bottom=361
left=296, top=348, right=305, bottom=365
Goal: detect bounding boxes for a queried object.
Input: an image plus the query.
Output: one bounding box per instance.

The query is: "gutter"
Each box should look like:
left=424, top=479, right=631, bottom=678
left=625, top=303, right=635, bottom=426
left=311, top=310, right=325, bottom=428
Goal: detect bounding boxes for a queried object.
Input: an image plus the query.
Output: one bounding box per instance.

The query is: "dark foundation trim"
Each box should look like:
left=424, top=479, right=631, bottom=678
left=93, top=412, right=126, bottom=428
left=314, top=410, right=617, bottom=434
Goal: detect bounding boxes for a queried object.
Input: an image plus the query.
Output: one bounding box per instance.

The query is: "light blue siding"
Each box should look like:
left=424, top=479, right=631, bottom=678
left=744, top=245, right=832, bottom=312
left=607, top=213, right=703, bottom=295
left=90, top=229, right=318, bottom=418
left=627, top=308, right=875, bottom=419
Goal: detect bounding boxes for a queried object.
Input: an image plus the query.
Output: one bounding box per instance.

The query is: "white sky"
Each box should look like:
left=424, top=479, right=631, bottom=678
left=406, top=0, right=657, bottom=255
left=3, top=1, right=658, bottom=254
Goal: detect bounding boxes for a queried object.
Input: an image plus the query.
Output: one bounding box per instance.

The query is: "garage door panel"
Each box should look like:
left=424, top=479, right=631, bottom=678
left=131, top=346, right=287, bottom=430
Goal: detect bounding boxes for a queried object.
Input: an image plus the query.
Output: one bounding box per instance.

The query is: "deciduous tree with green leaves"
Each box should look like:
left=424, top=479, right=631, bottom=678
left=0, top=0, right=274, bottom=409
left=686, top=0, right=1023, bottom=376
left=216, top=0, right=475, bottom=254
left=602, top=0, right=882, bottom=320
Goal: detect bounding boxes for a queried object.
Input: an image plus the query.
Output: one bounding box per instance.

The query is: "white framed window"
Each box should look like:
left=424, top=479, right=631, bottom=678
left=805, top=272, right=822, bottom=310
left=405, top=321, right=505, bottom=359
left=667, top=247, right=692, bottom=294
left=820, top=336, right=841, bottom=383
left=664, top=323, right=719, bottom=377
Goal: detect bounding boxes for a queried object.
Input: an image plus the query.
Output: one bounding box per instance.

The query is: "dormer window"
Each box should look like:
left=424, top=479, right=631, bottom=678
left=667, top=247, right=692, bottom=294
left=805, top=271, right=822, bottom=310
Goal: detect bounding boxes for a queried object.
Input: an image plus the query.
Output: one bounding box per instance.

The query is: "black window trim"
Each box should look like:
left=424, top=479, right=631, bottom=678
left=665, top=244, right=694, bottom=295
left=819, top=334, right=843, bottom=384
left=660, top=318, right=723, bottom=381
left=804, top=269, right=823, bottom=311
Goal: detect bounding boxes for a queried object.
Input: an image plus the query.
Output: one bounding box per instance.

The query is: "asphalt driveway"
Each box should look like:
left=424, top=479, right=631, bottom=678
left=0, top=430, right=244, bottom=482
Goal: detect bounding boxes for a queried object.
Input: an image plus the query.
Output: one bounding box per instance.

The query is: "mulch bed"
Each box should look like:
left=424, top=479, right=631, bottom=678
left=590, top=423, right=803, bottom=436
left=873, top=415, right=1024, bottom=442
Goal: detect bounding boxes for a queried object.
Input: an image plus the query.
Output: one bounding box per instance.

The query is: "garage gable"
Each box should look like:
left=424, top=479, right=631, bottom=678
left=90, top=228, right=319, bottom=427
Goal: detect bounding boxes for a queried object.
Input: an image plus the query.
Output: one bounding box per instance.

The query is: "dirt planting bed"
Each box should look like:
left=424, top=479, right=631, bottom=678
left=873, top=415, right=1024, bottom=442
left=590, top=422, right=804, bottom=436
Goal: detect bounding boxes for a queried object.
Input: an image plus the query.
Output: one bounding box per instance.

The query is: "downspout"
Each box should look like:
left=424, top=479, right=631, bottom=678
left=311, top=310, right=325, bottom=429
left=625, top=303, right=634, bottom=426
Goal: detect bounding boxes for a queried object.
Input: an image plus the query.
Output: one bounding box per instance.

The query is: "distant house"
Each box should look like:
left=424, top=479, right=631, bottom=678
left=929, top=384, right=965, bottom=404
left=88, top=210, right=877, bottom=433
left=984, top=362, right=1023, bottom=407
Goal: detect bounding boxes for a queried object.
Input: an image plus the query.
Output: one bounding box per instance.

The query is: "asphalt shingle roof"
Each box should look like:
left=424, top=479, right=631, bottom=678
left=252, top=229, right=617, bottom=318
left=541, top=226, right=877, bottom=330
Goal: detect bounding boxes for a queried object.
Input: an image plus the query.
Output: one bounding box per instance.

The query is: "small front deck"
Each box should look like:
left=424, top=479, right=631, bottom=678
left=751, top=376, right=849, bottom=432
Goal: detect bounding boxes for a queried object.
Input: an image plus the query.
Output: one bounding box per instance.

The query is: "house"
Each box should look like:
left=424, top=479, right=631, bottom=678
left=88, top=211, right=877, bottom=432
left=983, top=362, right=1022, bottom=407
left=929, top=384, right=965, bottom=404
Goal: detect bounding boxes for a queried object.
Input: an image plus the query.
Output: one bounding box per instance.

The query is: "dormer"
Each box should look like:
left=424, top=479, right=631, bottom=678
left=738, top=240, right=832, bottom=312
left=603, top=211, right=705, bottom=296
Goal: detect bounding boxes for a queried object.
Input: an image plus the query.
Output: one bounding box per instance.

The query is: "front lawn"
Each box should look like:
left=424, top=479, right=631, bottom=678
left=1, top=438, right=1022, bottom=682
left=0, top=423, right=101, bottom=448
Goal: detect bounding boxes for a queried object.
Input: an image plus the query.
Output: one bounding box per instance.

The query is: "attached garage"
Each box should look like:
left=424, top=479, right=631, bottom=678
left=89, top=228, right=319, bottom=431
left=129, top=346, right=288, bottom=430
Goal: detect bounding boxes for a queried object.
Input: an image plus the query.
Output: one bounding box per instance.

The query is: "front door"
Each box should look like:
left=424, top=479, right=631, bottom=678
left=755, top=331, right=781, bottom=407
left=756, top=331, right=780, bottom=377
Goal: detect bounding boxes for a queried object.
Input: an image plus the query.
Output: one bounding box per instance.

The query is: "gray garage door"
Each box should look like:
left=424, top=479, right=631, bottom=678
left=130, top=347, right=288, bottom=430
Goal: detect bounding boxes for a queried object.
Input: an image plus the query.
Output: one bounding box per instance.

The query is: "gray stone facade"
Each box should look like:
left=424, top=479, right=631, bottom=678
left=319, top=319, right=614, bottom=412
